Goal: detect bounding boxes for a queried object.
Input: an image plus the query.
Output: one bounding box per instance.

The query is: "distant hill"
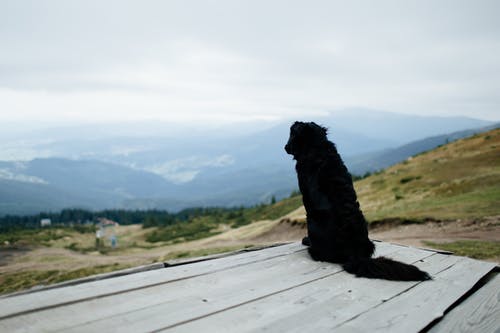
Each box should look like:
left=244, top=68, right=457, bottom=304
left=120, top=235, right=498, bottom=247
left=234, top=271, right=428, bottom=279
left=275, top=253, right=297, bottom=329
left=322, top=109, right=493, bottom=145
left=355, top=128, right=500, bottom=221
left=345, top=123, right=500, bottom=175
left=0, top=179, right=91, bottom=216
left=0, top=159, right=180, bottom=215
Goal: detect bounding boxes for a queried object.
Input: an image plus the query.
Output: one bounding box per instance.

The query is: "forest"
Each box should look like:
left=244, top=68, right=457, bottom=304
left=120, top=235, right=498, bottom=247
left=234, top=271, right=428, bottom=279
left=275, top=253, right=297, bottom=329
left=0, top=192, right=303, bottom=233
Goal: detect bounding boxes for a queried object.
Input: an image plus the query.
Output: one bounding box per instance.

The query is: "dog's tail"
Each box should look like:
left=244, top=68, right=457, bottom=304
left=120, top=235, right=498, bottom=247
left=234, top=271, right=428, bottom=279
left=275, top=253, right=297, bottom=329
left=343, top=256, right=431, bottom=281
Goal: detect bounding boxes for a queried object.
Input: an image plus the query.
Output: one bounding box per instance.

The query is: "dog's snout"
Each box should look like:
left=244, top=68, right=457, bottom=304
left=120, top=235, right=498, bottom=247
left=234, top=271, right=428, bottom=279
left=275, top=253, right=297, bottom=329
left=284, top=144, right=290, bottom=153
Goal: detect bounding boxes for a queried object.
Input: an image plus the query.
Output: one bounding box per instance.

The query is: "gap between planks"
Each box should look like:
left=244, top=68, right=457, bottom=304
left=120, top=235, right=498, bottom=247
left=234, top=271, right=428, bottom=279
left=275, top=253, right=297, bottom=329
left=426, top=271, right=500, bottom=333
left=334, top=258, right=497, bottom=332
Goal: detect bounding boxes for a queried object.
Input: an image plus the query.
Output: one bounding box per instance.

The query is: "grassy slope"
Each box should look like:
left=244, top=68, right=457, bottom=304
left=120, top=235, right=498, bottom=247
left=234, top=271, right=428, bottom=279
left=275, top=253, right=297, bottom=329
left=267, top=129, right=500, bottom=261
left=355, top=128, right=500, bottom=221
left=255, top=128, right=500, bottom=222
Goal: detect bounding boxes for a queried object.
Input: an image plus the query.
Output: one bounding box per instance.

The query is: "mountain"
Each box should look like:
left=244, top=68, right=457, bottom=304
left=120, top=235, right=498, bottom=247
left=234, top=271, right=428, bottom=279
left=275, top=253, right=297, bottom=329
left=0, top=111, right=496, bottom=216
left=355, top=128, right=500, bottom=221
left=321, top=109, right=493, bottom=145
left=345, top=123, right=500, bottom=175
left=24, top=158, right=175, bottom=199
left=0, top=179, right=90, bottom=216
left=0, top=159, right=180, bottom=215
left=1, top=109, right=492, bottom=163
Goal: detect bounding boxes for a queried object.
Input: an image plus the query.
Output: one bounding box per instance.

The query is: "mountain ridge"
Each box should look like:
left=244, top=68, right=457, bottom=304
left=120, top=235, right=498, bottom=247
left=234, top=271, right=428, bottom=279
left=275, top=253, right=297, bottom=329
left=0, top=111, right=496, bottom=216
left=346, top=122, right=500, bottom=175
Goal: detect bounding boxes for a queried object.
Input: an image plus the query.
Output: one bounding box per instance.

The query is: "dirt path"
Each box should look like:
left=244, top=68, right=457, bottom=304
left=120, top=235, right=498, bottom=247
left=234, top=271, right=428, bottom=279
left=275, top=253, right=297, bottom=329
left=369, top=216, right=500, bottom=248
left=199, top=213, right=500, bottom=254
left=271, top=209, right=500, bottom=249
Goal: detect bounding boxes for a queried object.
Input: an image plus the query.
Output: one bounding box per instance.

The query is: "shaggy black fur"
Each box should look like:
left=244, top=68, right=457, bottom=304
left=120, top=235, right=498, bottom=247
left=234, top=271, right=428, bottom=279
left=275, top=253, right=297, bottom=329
left=285, top=121, right=430, bottom=281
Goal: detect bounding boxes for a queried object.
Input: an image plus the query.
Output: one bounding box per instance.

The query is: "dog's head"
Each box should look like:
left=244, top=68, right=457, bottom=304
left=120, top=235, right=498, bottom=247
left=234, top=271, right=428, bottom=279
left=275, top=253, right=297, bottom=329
left=284, top=121, right=328, bottom=158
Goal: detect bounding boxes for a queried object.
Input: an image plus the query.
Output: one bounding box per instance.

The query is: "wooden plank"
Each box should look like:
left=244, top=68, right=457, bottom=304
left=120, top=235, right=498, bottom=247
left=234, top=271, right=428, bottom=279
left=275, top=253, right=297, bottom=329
left=5, top=244, right=292, bottom=298
left=155, top=251, right=450, bottom=333
left=7, top=243, right=275, bottom=298
left=33, top=244, right=428, bottom=332
left=428, top=273, right=500, bottom=333
left=0, top=242, right=416, bottom=332
left=66, top=244, right=427, bottom=333
left=4, top=262, right=166, bottom=298
left=0, top=248, right=340, bottom=332
left=5, top=243, right=298, bottom=299
left=0, top=242, right=304, bottom=320
left=336, top=257, right=496, bottom=332
left=0, top=241, right=401, bottom=319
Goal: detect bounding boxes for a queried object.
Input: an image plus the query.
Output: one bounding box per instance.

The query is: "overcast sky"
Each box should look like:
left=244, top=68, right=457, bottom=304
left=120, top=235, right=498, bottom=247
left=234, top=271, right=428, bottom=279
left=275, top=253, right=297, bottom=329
left=1, top=0, right=499, bottom=128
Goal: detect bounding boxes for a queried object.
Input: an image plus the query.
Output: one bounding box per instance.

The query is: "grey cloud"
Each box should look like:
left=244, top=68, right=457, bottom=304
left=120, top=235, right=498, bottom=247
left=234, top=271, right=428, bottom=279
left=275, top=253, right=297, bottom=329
left=1, top=0, right=499, bottom=121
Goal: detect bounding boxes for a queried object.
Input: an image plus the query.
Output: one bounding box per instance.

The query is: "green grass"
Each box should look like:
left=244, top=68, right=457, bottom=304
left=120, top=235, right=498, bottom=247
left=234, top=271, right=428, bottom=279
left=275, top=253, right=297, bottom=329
left=145, top=193, right=304, bottom=242
left=146, top=218, right=222, bottom=243
left=0, top=225, right=96, bottom=247
left=366, top=186, right=500, bottom=221
left=423, top=240, right=500, bottom=260
left=0, top=228, right=70, bottom=246
left=400, top=176, right=422, bottom=184
left=0, top=263, right=129, bottom=295
left=356, top=128, right=500, bottom=221
left=161, top=245, right=254, bottom=261
left=234, top=194, right=303, bottom=227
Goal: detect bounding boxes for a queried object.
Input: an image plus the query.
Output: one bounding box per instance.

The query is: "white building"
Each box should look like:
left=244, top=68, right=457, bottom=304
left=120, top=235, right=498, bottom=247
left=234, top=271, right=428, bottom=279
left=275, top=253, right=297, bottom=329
left=40, top=218, right=51, bottom=227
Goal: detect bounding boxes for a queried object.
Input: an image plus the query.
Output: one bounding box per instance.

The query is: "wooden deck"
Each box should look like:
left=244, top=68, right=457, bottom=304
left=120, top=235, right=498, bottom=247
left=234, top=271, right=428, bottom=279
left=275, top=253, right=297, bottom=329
left=0, top=241, right=498, bottom=332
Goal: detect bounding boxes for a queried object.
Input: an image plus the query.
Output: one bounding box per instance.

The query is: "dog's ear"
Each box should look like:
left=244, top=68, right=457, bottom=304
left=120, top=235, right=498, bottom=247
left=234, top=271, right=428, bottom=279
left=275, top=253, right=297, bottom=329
left=320, top=125, right=328, bottom=136
left=307, top=122, right=329, bottom=141
left=311, top=122, right=327, bottom=130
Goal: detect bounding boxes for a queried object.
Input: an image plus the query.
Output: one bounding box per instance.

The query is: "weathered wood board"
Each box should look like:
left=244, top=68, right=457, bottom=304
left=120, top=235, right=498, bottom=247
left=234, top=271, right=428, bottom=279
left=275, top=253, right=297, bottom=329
left=428, top=273, right=500, bottom=333
left=0, top=241, right=497, bottom=333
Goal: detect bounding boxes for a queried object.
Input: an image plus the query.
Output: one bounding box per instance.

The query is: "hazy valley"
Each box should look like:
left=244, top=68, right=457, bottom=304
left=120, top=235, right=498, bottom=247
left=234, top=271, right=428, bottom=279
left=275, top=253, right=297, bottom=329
left=0, top=110, right=496, bottom=216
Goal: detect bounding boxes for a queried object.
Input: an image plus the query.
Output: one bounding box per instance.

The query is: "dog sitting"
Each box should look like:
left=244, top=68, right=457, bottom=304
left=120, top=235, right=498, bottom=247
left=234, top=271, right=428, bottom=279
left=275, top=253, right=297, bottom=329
left=285, top=121, right=430, bottom=281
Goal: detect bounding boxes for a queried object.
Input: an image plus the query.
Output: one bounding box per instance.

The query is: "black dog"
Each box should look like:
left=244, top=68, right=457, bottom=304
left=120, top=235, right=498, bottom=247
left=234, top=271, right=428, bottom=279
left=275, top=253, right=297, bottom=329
left=285, top=121, right=430, bottom=281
